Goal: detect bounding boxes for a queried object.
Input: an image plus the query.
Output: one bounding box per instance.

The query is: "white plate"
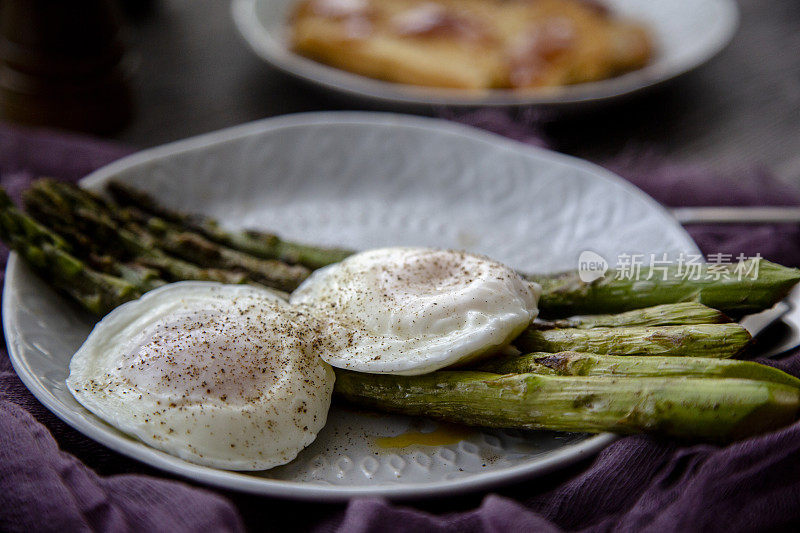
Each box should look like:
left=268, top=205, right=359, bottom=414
left=4, top=112, right=699, bottom=500
left=231, top=0, right=739, bottom=108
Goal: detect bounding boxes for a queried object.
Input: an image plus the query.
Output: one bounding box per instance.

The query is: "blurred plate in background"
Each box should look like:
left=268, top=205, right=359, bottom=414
left=232, top=0, right=739, bottom=109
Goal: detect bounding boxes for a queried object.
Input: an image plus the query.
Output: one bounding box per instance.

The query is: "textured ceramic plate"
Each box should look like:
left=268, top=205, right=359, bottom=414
left=231, top=0, right=738, bottom=108
left=4, top=112, right=699, bottom=500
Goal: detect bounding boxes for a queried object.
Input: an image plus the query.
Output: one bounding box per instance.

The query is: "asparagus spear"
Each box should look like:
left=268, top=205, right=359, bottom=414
left=106, top=179, right=353, bottom=269
left=67, top=180, right=311, bottom=288
left=529, top=259, right=800, bottom=318
left=0, top=189, right=140, bottom=314
left=475, top=351, right=800, bottom=388
left=534, top=302, right=729, bottom=329
left=334, top=370, right=800, bottom=440
left=27, top=179, right=311, bottom=291
left=515, top=323, right=752, bottom=358
left=136, top=218, right=310, bottom=290
left=0, top=183, right=165, bottom=294
left=23, top=182, right=253, bottom=286
left=88, top=254, right=166, bottom=293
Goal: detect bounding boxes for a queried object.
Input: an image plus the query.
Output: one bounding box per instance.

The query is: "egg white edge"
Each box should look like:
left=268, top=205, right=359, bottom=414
left=66, top=281, right=336, bottom=471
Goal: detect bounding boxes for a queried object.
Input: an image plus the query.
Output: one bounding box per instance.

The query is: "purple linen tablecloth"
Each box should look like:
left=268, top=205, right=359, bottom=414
left=3, top=117, right=800, bottom=532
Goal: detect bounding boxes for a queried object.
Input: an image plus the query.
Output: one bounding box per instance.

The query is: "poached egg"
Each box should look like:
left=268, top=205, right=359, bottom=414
left=291, top=247, right=540, bottom=375
left=67, top=282, right=334, bottom=471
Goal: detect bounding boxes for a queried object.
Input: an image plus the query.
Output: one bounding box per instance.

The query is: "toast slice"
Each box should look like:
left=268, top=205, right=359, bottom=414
left=290, top=0, right=653, bottom=90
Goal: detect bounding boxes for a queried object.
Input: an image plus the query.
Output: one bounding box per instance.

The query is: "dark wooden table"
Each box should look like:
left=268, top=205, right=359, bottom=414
left=116, top=0, right=800, bottom=183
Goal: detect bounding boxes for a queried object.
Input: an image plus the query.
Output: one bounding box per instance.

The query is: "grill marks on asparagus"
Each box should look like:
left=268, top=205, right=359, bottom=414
left=19, top=186, right=165, bottom=293
left=0, top=189, right=141, bottom=314
left=24, top=179, right=309, bottom=291
left=106, top=180, right=353, bottom=270
left=127, top=209, right=310, bottom=290
left=24, top=184, right=245, bottom=286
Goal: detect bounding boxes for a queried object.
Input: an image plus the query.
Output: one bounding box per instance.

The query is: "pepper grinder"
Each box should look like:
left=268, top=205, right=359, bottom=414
left=0, top=0, right=133, bottom=134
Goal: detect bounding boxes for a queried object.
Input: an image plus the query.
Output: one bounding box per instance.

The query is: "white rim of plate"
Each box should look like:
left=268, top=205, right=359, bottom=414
left=4, top=111, right=701, bottom=500
left=230, top=0, right=739, bottom=107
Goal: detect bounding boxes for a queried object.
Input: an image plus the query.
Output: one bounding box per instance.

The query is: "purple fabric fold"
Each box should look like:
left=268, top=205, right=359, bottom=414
left=0, top=399, right=243, bottom=532
left=2, top=115, right=800, bottom=533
